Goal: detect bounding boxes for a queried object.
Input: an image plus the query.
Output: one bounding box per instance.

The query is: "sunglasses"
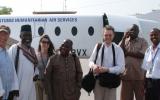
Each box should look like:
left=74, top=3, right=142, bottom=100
left=41, top=41, right=49, bottom=44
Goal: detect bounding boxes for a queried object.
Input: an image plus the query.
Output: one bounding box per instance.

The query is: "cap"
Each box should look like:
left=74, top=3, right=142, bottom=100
left=0, top=25, right=10, bottom=34
left=21, top=24, right=32, bottom=33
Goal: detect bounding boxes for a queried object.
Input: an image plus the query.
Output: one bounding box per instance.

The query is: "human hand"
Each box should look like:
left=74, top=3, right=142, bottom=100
left=123, top=32, right=130, bottom=39
left=0, top=96, right=2, bottom=100
left=10, top=90, right=19, bottom=96
left=99, top=67, right=109, bottom=73
left=8, top=90, right=19, bottom=100
left=93, top=65, right=100, bottom=74
left=33, top=75, right=39, bottom=81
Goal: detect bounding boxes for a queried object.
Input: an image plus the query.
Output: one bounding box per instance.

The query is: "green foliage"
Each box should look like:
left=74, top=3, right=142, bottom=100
left=0, top=7, right=12, bottom=15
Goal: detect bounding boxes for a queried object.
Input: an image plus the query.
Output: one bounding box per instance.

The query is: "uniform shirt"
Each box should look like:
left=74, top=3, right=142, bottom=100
left=89, top=42, right=125, bottom=74
left=0, top=48, right=19, bottom=99
left=142, top=43, right=160, bottom=79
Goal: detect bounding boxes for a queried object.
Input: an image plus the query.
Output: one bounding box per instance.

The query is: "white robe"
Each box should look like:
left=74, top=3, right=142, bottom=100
left=8, top=44, right=36, bottom=100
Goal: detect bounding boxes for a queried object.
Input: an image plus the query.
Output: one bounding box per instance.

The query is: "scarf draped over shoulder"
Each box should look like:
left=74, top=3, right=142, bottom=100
left=18, top=43, right=38, bottom=67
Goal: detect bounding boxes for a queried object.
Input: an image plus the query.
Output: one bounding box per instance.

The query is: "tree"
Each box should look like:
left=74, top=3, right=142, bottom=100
left=0, top=6, right=12, bottom=15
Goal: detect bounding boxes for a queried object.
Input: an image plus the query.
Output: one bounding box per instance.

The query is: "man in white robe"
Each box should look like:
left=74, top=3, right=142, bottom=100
left=8, top=24, right=38, bottom=100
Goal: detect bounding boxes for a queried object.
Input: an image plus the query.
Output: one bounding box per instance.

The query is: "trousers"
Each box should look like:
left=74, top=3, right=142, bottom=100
left=121, top=80, right=144, bottom=100
left=145, top=78, right=160, bottom=100
left=93, top=80, right=116, bottom=100
left=35, top=80, right=48, bottom=100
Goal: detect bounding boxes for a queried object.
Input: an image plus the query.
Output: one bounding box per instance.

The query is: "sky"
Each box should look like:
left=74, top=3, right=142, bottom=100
left=0, top=0, right=160, bottom=15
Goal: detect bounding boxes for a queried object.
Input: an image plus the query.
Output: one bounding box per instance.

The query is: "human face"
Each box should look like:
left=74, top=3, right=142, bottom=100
left=150, top=31, right=160, bottom=46
left=40, top=38, right=50, bottom=51
left=0, top=31, right=9, bottom=48
left=60, top=42, right=71, bottom=57
left=103, top=29, right=114, bottom=45
left=21, top=32, right=32, bottom=48
left=128, top=26, right=139, bottom=40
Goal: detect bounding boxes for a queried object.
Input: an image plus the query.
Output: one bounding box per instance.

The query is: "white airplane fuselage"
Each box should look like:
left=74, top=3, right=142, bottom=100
left=0, top=14, right=159, bottom=58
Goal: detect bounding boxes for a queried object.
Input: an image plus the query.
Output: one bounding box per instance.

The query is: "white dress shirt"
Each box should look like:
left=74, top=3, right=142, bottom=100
left=142, top=43, right=160, bottom=79
left=89, top=42, right=125, bottom=74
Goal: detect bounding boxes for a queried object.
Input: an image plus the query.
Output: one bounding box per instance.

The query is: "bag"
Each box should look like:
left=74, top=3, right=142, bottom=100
left=81, top=69, right=95, bottom=95
left=98, top=72, right=121, bottom=88
left=81, top=43, right=102, bottom=95
left=8, top=90, right=19, bottom=100
left=98, top=44, right=121, bottom=88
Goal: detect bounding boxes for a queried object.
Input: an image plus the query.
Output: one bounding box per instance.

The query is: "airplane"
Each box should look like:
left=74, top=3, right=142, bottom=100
left=0, top=13, right=159, bottom=58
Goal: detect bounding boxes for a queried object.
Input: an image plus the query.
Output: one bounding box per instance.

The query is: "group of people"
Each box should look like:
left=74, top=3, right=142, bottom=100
left=0, top=23, right=160, bottom=100
left=0, top=24, right=82, bottom=100
left=89, top=24, right=160, bottom=100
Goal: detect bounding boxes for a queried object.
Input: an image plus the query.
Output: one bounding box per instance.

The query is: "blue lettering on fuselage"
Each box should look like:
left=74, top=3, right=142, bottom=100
left=72, top=49, right=87, bottom=57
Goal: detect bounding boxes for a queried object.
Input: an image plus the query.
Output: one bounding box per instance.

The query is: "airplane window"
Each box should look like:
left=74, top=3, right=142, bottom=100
left=113, top=32, right=124, bottom=44
left=38, top=26, right=44, bottom=36
left=55, top=26, right=61, bottom=36
left=71, top=26, right=77, bottom=36
left=88, top=26, right=94, bottom=36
